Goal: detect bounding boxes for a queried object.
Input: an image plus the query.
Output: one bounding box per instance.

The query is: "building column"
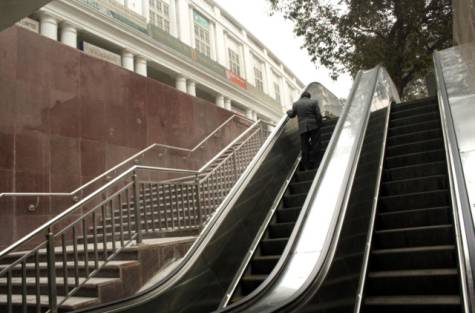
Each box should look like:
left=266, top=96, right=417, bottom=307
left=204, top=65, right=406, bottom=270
left=246, top=109, right=254, bottom=120
left=187, top=80, right=196, bottom=96
left=253, top=111, right=258, bottom=121
left=169, top=0, right=179, bottom=38
left=224, top=98, right=232, bottom=110
left=176, top=76, right=187, bottom=93
left=263, top=49, right=273, bottom=96
left=121, top=50, right=135, bottom=71
left=215, top=94, right=225, bottom=108
left=241, top=31, right=253, bottom=81
left=135, top=56, right=147, bottom=77
left=177, top=0, right=191, bottom=45
left=213, top=7, right=226, bottom=66
left=39, top=12, right=58, bottom=41
left=60, top=22, right=77, bottom=48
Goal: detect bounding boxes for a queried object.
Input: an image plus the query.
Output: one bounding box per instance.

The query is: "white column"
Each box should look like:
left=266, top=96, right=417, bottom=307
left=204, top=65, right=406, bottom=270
left=169, top=0, right=179, bottom=38
left=263, top=49, right=273, bottom=96
left=187, top=80, right=196, bottom=96
left=241, top=31, right=253, bottom=81
left=246, top=109, right=254, bottom=120
left=39, top=13, right=58, bottom=41
left=60, top=22, right=77, bottom=48
left=142, top=0, right=150, bottom=22
left=135, top=56, right=147, bottom=77
left=121, top=50, right=135, bottom=71
left=176, top=76, right=187, bottom=93
left=224, top=98, right=232, bottom=110
left=253, top=111, right=258, bottom=121
left=215, top=94, right=225, bottom=108
left=177, top=0, right=192, bottom=45
left=213, top=7, right=226, bottom=65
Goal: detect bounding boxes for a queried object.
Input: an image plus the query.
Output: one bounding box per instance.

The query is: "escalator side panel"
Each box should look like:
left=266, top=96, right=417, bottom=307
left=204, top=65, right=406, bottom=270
left=119, top=118, right=302, bottom=313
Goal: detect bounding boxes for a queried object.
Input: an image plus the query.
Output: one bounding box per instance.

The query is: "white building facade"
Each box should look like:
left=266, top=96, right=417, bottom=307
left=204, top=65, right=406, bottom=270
left=28, top=0, right=305, bottom=121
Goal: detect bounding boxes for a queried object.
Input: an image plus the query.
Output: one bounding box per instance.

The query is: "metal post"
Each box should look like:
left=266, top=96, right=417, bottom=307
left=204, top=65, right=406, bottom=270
left=46, top=229, right=58, bottom=313
left=232, top=149, right=238, bottom=181
left=195, top=174, right=202, bottom=227
left=133, top=171, right=143, bottom=244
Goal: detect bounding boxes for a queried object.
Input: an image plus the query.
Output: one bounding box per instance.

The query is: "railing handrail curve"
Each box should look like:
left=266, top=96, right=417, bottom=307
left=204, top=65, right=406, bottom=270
left=0, top=114, right=252, bottom=200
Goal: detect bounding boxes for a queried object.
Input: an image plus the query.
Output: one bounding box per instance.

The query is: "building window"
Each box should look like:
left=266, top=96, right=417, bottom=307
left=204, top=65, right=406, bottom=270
left=193, top=11, right=211, bottom=57
left=253, top=57, right=264, bottom=92
left=228, top=49, right=241, bottom=76
left=274, top=82, right=281, bottom=104
left=149, top=0, right=170, bottom=33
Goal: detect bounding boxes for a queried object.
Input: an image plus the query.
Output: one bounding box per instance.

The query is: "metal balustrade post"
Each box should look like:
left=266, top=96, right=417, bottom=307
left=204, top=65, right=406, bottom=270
left=195, top=174, right=202, bottom=227
left=46, top=229, right=58, bottom=313
left=232, top=149, right=238, bottom=181
left=133, top=171, right=143, bottom=244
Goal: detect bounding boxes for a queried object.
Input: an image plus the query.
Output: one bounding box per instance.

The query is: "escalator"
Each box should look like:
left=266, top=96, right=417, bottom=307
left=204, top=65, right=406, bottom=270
left=361, top=97, right=461, bottom=312
left=227, top=120, right=337, bottom=304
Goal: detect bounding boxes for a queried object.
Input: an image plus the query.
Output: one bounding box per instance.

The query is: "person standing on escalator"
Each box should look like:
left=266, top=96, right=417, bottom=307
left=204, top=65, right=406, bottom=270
left=287, top=91, right=323, bottom=170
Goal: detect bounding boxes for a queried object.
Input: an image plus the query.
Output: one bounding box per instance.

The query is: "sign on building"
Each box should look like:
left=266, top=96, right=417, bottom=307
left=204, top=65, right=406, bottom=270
left=81, top=41, right=122, bottom=66
left=16, top=17, right=39, bottom=33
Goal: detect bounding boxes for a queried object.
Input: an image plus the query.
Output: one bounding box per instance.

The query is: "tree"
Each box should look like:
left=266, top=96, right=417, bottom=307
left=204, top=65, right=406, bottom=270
left=268, top=0, right=453, bottom=96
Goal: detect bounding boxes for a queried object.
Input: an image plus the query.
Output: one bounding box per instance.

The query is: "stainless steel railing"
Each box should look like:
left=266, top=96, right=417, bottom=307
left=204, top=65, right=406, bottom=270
left=0, top=119, right=270, bottom=313
left=0, top=114, right=251, bottom=209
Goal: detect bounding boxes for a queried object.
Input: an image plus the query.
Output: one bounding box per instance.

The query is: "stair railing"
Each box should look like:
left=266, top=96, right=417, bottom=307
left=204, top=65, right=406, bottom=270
left=0, top=119, right=271, bottom=313
left=0, top=114, right=252, bottom=215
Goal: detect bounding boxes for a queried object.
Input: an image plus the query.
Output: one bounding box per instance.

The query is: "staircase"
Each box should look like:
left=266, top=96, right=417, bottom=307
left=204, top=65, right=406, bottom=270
left=0, top=121, right=268, bottom=313
left=228, top=119, right=337, bottom=303
left=362, top=97, right=462, bottom=313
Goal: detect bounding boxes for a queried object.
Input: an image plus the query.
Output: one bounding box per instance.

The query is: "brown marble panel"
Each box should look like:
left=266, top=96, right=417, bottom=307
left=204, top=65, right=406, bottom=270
left=15, top=80, right=50, bottom=133
left=105, top=104, right=128, bottom=146
left=50, top=135, right=81, bottom=177
left=0, top=132, right=13, bottom=170
left=15, top=130, right=50, bottom=174
left=49, top=91, right=81, bottom=138
left=0, top=27, right=17, bottom=82
left=0, top=169, right=14, bottom=215
left=0, top=77, right=16, bottom=134
left=81, top=139, right=106, bottom=178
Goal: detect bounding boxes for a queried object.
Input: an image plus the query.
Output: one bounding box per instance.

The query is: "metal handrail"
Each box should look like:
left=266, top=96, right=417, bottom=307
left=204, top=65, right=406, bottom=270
left=0, top=116, right=267, bottom=313
left=433, top=51, right=475, bottom=313
left=0, top=114, right=251, bottom=201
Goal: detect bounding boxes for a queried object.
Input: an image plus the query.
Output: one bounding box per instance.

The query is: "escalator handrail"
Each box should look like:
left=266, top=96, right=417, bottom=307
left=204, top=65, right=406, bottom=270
left=75, top=114, right=291, bottom=312
left=433, top=51, right=475, bottom=313
left=221, top=65, right=400, bottom=313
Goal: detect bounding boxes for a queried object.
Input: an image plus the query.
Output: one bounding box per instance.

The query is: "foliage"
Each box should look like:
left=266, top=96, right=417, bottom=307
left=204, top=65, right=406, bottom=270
left=269, top=0, right=453, bottom=96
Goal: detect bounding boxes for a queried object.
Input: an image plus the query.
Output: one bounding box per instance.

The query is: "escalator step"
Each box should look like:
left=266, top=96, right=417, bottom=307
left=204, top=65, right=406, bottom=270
left=385, top=139, right=444, bottom=157
left=240, top=275, right=266, bottom=295
left=383, top=161, right=446, bottom=181
left=379, top=189, right=450, bottom=212
left=276, top=207, right=301, bottom=223
left=388, top=128, right=442, bottom=146
left=384, top=149, right=445, bottom=169
left=364, top=295, right=460, bottom=313
left=260, top=238, right=287, bottom=255
left=289, top=181, right=312, bottom=194
left=371, top=245, right=457, bottom=271
left=284, top=193, right=307, bottom=208
left=373, top=224, right=454, bottom=249
left=391, top=97, right=437, bottom=112
left=390, top=103, right=438, bottom=120
left=380, top=175, right=448, bottom=196
left=251, top=256, right=280, bottom=275
left=388, top=120, right=440, bottom=137
left=366, top=268, right=459, bottom=296
left=294, top=169, right=317, bottom=182
left=377, top=206, right=451, bottom=229
left=268, top=222, right=295, bottom=238
left=390, top=112, right=439, bottom=128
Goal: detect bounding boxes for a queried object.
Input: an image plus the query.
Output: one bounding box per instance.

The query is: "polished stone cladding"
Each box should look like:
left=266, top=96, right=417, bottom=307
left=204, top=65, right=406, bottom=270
left=0, top=26, right=248, bottom=247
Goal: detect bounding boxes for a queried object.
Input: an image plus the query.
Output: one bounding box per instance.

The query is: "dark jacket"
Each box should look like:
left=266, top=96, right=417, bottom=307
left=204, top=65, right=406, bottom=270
left=287, top=98, right=322, bottom=134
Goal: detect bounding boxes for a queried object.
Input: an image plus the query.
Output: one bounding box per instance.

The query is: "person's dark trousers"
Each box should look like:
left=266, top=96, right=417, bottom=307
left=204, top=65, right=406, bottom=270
left=300, top=128, right=322, bottom=170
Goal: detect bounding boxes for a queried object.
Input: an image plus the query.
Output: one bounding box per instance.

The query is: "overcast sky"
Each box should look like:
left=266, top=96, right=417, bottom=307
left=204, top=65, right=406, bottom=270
left=214, top=0, right=353, bottom=99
